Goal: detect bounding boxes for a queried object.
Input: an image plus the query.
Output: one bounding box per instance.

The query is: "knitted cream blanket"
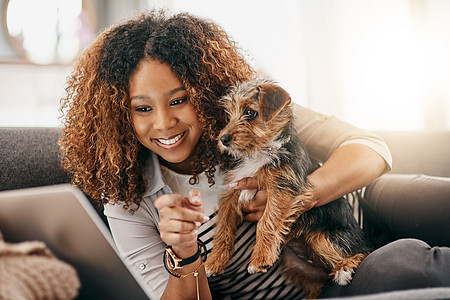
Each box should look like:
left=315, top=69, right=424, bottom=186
left=0, top=231, right=80, bottom=300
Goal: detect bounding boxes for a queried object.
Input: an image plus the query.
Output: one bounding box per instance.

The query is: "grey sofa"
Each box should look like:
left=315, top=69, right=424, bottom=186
left=0, top=127, right=70, bottom=190
left=1, top=127, right=450, bottom=299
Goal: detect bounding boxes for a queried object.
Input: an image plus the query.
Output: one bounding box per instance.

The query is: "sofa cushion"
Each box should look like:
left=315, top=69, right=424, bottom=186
left=0, top=127, right=70, bottom=191
left=362, top=174, right=450, bottom=247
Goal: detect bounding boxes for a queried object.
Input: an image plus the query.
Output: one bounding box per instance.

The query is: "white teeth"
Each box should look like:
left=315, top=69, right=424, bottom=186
left=157, top=132, right=184, bottom=145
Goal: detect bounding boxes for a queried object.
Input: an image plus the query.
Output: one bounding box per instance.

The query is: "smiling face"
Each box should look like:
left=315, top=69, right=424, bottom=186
left=129, top=59, right=203, bottom=173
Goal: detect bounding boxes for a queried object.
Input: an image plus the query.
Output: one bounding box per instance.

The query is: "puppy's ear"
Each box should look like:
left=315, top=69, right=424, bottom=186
left=257, top=84, right=291, bottom=122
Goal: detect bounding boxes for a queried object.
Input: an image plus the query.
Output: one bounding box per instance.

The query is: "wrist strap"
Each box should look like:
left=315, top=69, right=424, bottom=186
left=167, top=245, right=200, bottom=267
left=164, top=239, right=207, bottom=278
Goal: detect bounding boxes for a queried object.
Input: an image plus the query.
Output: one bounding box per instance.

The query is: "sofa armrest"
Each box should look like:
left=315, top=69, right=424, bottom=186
left=0, top=127, right=108, bottom=228
left=360, top=174, right=450, bottom=247
left=0, top=127, right=70, bottom=191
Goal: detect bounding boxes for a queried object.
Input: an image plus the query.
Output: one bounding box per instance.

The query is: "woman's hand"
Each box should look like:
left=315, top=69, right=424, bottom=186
left=154, top=189, right=209, bottom=258
left=231, top=178, right=267, bottom=222
left=231, top=177, right=318, bottom=222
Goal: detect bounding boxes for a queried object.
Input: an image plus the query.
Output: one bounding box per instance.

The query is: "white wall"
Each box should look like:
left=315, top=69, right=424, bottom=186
left=1, top=0, right=450, bottom=130
left=0, top=63, right=71, bottom=127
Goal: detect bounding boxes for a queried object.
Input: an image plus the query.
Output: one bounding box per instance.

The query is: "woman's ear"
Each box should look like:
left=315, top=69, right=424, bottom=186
left=257, top=84, right=291, bottom=122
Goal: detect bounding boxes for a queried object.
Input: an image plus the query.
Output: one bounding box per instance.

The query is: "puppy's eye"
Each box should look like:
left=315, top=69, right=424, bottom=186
left=243, top=108, right=258, bottom=120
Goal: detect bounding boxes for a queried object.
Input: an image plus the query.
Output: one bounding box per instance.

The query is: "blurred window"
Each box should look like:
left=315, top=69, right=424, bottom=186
left=5, top=0, right=95, bottom=64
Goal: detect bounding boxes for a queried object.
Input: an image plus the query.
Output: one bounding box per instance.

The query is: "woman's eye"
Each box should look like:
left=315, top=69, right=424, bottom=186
left=243, top=108, right=258, bottom=120
left=170, top=98, right=187, bottom=106
left=135, top=106, right=152, bottom=112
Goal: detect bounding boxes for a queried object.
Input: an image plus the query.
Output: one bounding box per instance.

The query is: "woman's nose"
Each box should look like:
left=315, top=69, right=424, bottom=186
left=153, top=107, right=176, bottom=130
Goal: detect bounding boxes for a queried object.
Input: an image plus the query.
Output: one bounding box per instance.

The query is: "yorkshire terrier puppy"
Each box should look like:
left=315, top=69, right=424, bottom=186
left=204, top=78, right=372, bottom=298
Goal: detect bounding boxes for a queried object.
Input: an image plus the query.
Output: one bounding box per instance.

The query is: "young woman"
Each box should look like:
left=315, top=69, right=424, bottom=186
left=59, top=10, right=450, bottom=299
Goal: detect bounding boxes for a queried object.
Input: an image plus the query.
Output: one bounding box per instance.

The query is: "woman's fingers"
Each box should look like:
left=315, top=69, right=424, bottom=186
left=241, top=189, right=267, bottom=222
left=158, top=206, right=202, bottom=233
left=156, top=192, right=206, bottom=218
left=155, top=191, right=209, bottom=248
left=159, top=223, right=200, bottom=248
left=154, top=193, right=190, bottom=209
left=158, top=208, right=201, bottom=247
left=158, top=204, right=205, bottom=223
left=231, top=177, right=268, bottom=222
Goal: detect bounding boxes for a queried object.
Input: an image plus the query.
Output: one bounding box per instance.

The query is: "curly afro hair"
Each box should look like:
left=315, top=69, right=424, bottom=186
left=59, top=10, right=255, bottom=210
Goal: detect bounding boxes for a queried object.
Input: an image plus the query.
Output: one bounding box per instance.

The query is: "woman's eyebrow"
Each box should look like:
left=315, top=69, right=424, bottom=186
left=167, top=87, right=186, bottom=96
left=130, top=87, right=186, bottom=101
left=130, top=95, right=149, bottom=101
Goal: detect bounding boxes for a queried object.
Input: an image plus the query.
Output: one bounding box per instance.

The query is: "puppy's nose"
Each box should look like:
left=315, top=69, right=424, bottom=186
left=220, top=134, right=232, bottom=147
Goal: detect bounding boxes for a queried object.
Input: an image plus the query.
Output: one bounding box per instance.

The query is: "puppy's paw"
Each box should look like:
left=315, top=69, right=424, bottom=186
left=204, top=260, right=225, bottom=277
left=204, top=266, right=217, bottom=277
left=331, top=253, right=366, bottom=285
left=247, top=264, right=270, bottom=274
left=332, top=269, right=354, bottom=286
left=247, top=245, right=277, bottom=274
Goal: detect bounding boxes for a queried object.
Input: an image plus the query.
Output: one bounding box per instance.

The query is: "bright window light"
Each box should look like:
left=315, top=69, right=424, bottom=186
left=6, top=0, right=85, bottom=64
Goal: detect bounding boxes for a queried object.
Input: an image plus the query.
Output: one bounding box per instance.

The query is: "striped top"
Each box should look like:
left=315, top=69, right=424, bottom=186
left=162, top=164, right=306, bottom=299
left=105, top=152, right=305, bottom=299
left=201, top=214, right=305, bottom=299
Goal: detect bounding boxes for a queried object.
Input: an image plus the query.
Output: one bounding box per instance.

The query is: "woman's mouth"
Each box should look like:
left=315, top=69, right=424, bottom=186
left=154, top=131, right=186, bottom=146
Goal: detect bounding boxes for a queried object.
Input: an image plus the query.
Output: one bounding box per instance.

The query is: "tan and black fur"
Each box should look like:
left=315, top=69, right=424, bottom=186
left=204, top=78, right=372, bottom=298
